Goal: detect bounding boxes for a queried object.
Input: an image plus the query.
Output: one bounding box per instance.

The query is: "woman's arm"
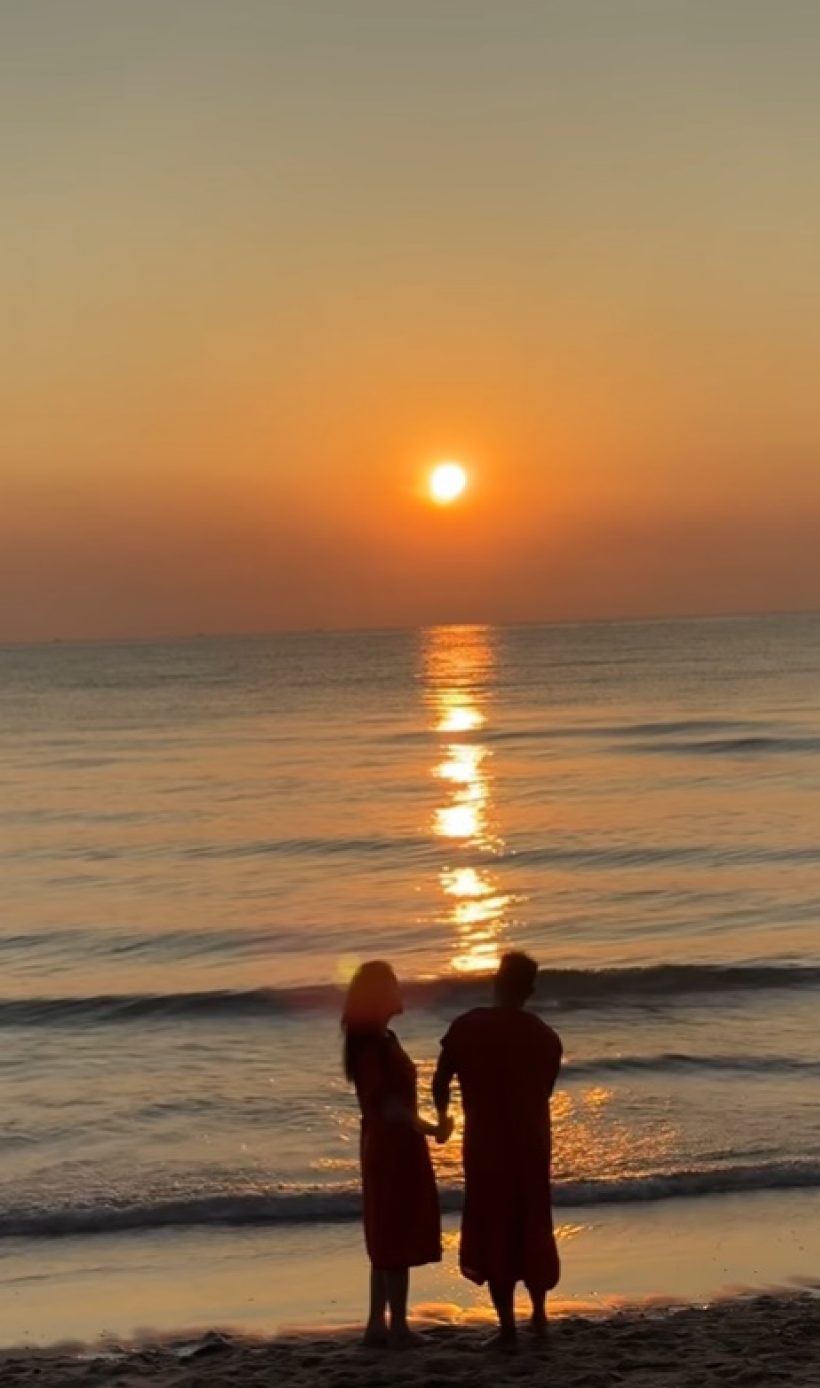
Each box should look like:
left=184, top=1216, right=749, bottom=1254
left=382, top=1097, right=449, bottom=1139
left=355, top=1041, right=451, bottom=1139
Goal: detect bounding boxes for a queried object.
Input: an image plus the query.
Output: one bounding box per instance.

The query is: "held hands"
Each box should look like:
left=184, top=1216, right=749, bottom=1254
left=434, top=1113, right=454, bottom=1145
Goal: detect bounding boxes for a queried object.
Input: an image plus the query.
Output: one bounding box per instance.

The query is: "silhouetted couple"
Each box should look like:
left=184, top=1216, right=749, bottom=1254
left=342, top=952, right=562, bottom=1350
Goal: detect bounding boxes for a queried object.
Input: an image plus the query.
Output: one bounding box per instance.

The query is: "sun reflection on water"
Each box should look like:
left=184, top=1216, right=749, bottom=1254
left=421, top=626, right=514, bottom=975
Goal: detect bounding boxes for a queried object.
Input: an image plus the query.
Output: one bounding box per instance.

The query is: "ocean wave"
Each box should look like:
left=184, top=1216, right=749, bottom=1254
left=388, top=721, right=754, bottom=743
left=12, top=832, right=820, bottom=873
left=181, top=834, right=430, bottom=862
left=483, top=719, right=761, bottom=744
left=388, top=718, right=777, bottom=746
left=2, top=964, right=820, bottom=1028
left=388, top=719, right=820, bottom=758
left=528, top=963, right=820, bottom=1004
left=566, top=1051, right=820, bottom=1079
left=3, top=834, right=431, bottom=866
left=624, top=735, right=820, bottom=757
left=5, top=1161, right=820, bottom=1239
left=505, top=843, right=820, bottom=869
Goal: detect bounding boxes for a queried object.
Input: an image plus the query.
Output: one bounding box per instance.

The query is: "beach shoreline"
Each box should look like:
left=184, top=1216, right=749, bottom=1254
left=2, top=1293, right=818, bottom=1386
left=3, top=1191, right=819, bottom=1348
left=0, top=1192, right=817, bottom=1385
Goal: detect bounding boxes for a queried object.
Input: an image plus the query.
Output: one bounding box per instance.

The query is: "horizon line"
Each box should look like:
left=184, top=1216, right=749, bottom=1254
left=1, top=605, right=819, bottom=651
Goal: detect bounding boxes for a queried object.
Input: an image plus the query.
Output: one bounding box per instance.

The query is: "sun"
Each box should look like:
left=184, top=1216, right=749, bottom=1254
left=429, top=461, right=468, bottom=505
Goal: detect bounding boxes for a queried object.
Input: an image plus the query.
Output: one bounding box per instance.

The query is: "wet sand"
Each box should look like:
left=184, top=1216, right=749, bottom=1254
left=5, top=1191, right=820, bottom=1347
left=2, top=1294, right=818, bottom=1387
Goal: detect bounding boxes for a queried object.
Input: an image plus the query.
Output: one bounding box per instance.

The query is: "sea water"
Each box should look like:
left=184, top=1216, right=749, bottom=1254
left=1, top=616, right=819, bottom=1285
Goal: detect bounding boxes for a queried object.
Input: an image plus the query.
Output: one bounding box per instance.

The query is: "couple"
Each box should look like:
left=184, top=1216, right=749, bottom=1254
left=342, top=951, right=562, bottom=1350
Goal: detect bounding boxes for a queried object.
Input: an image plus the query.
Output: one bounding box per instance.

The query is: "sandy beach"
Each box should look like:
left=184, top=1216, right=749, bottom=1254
left=2, top=1294, right=817, bottom=1387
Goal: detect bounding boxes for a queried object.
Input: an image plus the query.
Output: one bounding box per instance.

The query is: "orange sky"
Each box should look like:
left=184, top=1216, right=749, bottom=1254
left=2, top=1, right=819, bottom=640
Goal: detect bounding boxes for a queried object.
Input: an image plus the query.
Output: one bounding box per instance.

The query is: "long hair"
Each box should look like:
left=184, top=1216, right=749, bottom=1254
left=341, top=960, right=402, bottom=1082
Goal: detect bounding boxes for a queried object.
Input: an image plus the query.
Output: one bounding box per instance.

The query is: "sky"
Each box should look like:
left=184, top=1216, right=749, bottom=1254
left=2, top=0, right=819, bottom=640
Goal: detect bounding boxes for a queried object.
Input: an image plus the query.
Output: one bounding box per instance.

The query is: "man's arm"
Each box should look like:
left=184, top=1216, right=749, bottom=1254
left=432, top=1043, right=456, bottom=1124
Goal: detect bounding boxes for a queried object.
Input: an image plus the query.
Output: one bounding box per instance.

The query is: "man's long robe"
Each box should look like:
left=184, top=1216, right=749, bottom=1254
left=437, top=1007, right=562, bottom=1290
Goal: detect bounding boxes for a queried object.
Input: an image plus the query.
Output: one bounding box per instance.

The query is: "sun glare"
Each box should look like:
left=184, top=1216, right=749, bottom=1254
left=429, top=461, right=468, bottom=505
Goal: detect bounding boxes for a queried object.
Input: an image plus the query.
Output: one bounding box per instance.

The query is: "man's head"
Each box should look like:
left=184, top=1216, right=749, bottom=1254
left=493, top=951, right=538, bottom=1008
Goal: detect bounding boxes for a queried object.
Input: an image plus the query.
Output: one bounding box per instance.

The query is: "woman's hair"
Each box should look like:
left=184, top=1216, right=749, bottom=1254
left=341, top=960, right=402, bottom=1081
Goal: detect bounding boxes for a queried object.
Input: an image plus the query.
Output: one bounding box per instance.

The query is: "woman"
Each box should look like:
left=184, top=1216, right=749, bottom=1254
left=342, top=960, right=451, bottom=1347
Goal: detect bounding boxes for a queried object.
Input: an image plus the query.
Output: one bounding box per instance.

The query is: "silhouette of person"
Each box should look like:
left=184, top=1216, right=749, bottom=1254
left=342, top=960, right=452, bottom=1347
left=432, top=951, right=562, bottom=1348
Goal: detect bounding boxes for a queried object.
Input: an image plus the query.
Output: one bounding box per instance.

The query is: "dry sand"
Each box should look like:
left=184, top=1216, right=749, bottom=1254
left=2, top=1293, right=818, bottom=1388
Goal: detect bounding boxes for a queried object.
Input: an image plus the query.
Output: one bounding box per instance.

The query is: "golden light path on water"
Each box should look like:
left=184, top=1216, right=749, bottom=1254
left=421, top=626, right=511, bottom=975
left=416, top=627, right=682, bottom=1199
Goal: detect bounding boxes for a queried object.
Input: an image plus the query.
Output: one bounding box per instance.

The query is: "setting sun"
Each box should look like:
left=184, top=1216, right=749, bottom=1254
left=429, top=462, right=468, bottom=505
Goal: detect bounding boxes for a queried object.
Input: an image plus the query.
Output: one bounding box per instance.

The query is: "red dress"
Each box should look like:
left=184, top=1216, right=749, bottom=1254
left=353, top=1031, right=442, bottom=1270
left=439, top=1007, right=562, bottom=1291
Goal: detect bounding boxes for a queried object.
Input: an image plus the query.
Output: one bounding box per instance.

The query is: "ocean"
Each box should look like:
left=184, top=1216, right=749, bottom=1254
left=1, top=615, right=820, bottom=1332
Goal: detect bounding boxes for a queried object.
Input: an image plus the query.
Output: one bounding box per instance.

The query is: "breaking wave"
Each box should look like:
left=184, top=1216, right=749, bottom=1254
left=5, top=1160, right=820, bottom=1239
left=2, top=964, right=820, bottom=1028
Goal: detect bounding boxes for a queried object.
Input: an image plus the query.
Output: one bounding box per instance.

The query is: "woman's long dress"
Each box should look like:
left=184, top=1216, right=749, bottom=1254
left=353, top=1031, right=441, bottom=1269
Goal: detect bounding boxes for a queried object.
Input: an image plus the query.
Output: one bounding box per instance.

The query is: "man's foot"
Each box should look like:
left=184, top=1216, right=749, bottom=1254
left=360, top=1324, right=389, bottom=1350
left=388, top=1326, right=425, bottom=1350
left=529, top=1313, right=549, bottom=1341
left=484, top=1329, right=518, bottom=1354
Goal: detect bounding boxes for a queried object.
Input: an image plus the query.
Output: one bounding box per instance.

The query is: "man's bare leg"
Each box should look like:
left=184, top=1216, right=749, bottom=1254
left=526, top=1283, right=549, bottom=1339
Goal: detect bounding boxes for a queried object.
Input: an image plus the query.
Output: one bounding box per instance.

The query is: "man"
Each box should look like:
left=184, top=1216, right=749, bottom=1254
left=432, top=952, right=562, bottom=1348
